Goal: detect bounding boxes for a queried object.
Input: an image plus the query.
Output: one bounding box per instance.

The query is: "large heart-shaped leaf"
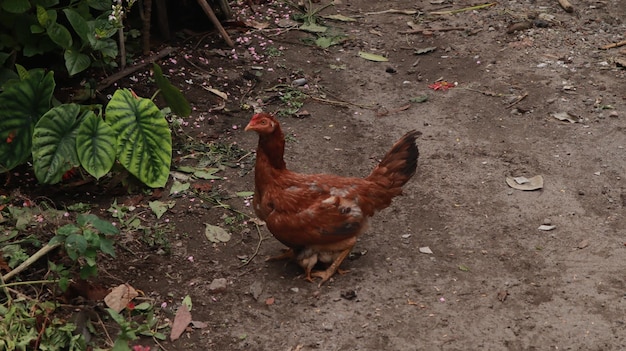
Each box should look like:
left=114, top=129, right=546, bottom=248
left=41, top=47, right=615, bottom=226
left=76, top=111, right=116, bottom=179
left=32, top=104, right=82, bottom=184
left=105, top=89, right=172, bottom=188
left=64, top=49, right=91, bottom=76
left=0, top=69, right=55, bottom=172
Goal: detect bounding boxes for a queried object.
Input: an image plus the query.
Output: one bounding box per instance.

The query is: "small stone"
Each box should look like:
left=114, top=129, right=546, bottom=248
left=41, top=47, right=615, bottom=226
left=542, top=218, right=552, bottom=225
left=290, top=287, right=299, bottom=293
left=609, top=111, right=618, bottom=118
left=209, top=278, right=228, bottom=293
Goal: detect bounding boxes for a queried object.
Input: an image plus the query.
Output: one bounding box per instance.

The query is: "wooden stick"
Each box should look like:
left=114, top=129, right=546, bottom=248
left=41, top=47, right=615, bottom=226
left=600, top=39, right=626, bottom=50
left=196, top=0, right=235, bottom=48
left=96, top=46, right=176, bottom=92
left=399, top=27, right=468, bottom=34
left=2, top=243, right=61, bottom=282
left=557, top=0, right=574, bottom=13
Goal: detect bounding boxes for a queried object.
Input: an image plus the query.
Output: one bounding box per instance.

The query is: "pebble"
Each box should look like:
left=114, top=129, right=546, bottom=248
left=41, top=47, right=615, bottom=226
left=209, top=278, right=228, bottom=293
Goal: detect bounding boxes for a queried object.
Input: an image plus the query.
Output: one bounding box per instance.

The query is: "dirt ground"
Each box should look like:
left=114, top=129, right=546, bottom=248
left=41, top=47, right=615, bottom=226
left=9, top=0, right=626, bottom=349
left=114, top=0, right=626, bottom=349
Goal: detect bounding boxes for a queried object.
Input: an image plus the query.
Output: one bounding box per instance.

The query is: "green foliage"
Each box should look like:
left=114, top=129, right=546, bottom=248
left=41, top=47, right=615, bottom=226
left=153, top=63, right=191, bottom=117
left=107, top=303, right=167, bottom=350
left=106, top=89, right=172, bottom=188
left=49, top=213, right=118, bottom=279
left=0, top=67, right=55, bottom=172
left=0, top=300, right=85, bottom=351
left=0, top=0, right=123, bottom=76
left=0, top=68, right=177, bottom=188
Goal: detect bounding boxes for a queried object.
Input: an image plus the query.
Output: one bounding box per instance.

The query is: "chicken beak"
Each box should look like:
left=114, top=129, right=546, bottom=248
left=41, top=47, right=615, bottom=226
left=244, top=123, right=253, bottom=132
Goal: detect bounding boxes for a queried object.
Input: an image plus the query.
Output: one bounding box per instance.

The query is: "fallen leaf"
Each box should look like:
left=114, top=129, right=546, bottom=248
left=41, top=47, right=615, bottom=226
left=551, top=111, right=581, bottom=123
left=458, top=264, right=470, bottom=272
left=414, top=46, right=437, bottom=55
left=205, top=224, right=231, bottom=243
left=202, top=86, right=228, bottom=100
left=323, top=14, right=357, bottom=22
left=236, top=191, right=254, bottom=198
left=169, top=181, right=190, bottom=195
left=194, top=168, right=222, bottom=180
left=300, top=22, right=328, bottom=33
left=104, top=284, right=138, bottom=313
left=265, top=296, right=275, bottom=305
left=170, top=304, right=192, bottom=341
left=149, top=200, right=175, bottom=219
left=506, top=175, right=544, bottom=191
left=245, top=19, right=269, bottom=29
left=358, top=51, right=389, bottom=62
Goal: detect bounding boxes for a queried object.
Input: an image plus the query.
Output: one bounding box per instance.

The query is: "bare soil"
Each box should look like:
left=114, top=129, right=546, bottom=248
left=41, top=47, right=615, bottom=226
left=8, top=0, right=626, bottom=349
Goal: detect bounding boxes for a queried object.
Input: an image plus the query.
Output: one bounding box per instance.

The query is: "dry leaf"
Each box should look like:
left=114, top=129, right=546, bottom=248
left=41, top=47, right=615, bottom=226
left=170, top=304, right=192, bottom=341
left=104, top=284, right=138, bottom=313
left=506, top=175, right=544, bottom=191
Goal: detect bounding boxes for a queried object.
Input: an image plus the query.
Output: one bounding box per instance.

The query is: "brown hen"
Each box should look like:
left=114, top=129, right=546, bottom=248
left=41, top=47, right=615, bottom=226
left=245, top=113, right=419, bottom=285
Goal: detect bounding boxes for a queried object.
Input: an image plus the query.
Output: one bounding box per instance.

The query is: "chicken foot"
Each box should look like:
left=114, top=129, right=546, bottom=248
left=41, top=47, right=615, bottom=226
left=310, top=247, right=352, bottom=286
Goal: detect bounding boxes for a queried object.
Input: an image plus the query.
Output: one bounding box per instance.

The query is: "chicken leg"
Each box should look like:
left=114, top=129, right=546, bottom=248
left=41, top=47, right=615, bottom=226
left=310, top=247, right=352, bottom=286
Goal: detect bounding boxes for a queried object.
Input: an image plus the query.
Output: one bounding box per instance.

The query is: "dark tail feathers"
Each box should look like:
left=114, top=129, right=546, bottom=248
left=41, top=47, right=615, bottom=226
left=366, top=130, right=420, bottom=190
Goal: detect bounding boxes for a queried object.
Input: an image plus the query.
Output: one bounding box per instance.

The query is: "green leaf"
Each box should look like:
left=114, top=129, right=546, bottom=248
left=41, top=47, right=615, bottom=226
left=2, top=0, right=31, bottom=13
left=79, top=264, right=97, bottom=278
left=65, top=234, right=88, bottom=259
left=47, top=22, right=73, bottom=49
left=458, top=264, right=470, bottom=272
left=64, top=49, right=91, bottom=76
left=299, top=22, right=327, bottom=33
left=99, top=238, right=116, bottom=257
left=169, top=180, right=190, bottom=195
left=91, top=217, right=119, bottom=235
left=76, top=111, right=116, bottom=179
left=77, top=213, right=98, bottom=227
left=57, top=224, right=80, bottom=236
left=236, top=191, right=254, bottom=197
left=153, top=63, right=191, bottom=117
left=358, top=51, right=389, bottom=62
left=0, top=69, right=55, bottom=172
left=315, top=36, right=343, bottom=49
left=105, top=89, right=172, bottom=188
left=32, top=104, right=82, bottom=184
left=63, top=9, right=90, bottom=44
left=36, top=5, right=50, bottom=27
left=148, top=200, right=175, bottom=219
left=194, top=168, right=221, bottom=180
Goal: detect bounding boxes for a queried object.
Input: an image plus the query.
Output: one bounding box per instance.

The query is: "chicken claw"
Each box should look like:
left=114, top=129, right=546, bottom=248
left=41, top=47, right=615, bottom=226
left=310, top=248, right=351, bottom=286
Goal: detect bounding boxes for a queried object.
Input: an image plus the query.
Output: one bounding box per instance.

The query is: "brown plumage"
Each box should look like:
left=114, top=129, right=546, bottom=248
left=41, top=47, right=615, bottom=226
left=245, top=113, right=419, bottom=285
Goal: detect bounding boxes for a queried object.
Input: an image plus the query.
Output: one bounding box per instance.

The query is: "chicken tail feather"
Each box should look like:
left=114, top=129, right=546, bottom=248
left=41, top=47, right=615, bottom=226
left=365, top=131, right=420, bottom=207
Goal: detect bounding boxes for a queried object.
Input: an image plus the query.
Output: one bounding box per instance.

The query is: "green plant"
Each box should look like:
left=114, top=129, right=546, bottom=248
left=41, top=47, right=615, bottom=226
left=0, top=300, right=85, bottom=351
left=0, top=66, right=175, bottom=188
left=107, top=302, right=167, bottom=350
left=49, top=213, right=118, bottom=281
left=277, top=87, right=306, bottom=117
left=0, top=0, right=128, bottom=76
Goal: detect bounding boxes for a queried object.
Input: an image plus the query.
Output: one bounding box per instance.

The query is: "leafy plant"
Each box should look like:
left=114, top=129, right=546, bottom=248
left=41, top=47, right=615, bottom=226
left=0, top=0, right=125, bottom=76
left=0, top=300, right=85, bottom=351
left=0, top=67, right=175, bottom=188
left=107, top=302, right=167, bottom=350
left=49, top=213, right=118, bottom=280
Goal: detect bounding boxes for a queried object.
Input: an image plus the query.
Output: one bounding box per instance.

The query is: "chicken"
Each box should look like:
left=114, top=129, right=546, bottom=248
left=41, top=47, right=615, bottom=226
left=245, top=113, right=419, bottom=285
